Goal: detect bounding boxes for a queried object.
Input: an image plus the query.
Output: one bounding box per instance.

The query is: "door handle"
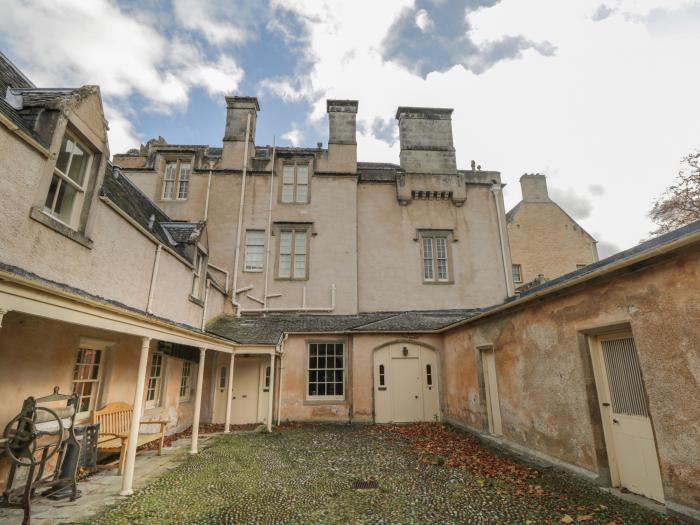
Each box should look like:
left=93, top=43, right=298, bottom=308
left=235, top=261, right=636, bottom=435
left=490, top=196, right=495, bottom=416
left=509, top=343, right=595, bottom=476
left=612, top=418, right=620, bottom=424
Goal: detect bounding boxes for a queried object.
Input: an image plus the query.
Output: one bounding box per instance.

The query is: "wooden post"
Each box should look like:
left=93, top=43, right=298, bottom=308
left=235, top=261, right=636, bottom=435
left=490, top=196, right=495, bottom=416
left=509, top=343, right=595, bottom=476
left=190, top=348, right=207, bottom=454
left=224, top=352, right=235, bottom=433
left=267, top=353, right=276, bottom=432
left=120, top=337, right=150, bottom=496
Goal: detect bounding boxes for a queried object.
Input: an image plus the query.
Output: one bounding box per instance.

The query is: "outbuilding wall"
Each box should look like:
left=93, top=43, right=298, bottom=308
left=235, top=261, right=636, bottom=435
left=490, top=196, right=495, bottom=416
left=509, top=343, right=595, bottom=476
left=441, top=248, right=700, bottom=514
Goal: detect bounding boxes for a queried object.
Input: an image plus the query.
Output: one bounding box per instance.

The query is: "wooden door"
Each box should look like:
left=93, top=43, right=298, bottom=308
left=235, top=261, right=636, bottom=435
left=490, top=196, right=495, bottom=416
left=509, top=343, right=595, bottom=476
left=481, top=348, right=502, bottom=435
left=592, top=334, right=664, bottom=502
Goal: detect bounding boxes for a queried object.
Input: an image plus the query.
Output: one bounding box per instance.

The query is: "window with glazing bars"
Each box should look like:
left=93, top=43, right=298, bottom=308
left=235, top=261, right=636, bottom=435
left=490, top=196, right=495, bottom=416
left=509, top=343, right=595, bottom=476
left=44, top=132, right=92, bottom=227
left=281, top=163, right=309, bottom=203
left=512, top=264, right=523, bottom=283
left=146, top=353, right=164, bottom=408
left=422, top=233, right=450, bottom=282
left=245, top=230, right=265, bottom=272
left=278, top=229, right=308, bottom=279
left=72, top=348, right=102, bottom=414
left=307, top=343, right=344, bottom=399
left=179, top=361, right=192, bottom=401
left=162, top=160, right=191, bottom=200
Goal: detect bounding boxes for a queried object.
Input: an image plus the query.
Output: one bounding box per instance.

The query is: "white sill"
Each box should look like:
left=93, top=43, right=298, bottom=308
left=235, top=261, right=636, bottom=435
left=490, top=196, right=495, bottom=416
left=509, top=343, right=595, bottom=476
left=243, top=269, right=264, bottom=273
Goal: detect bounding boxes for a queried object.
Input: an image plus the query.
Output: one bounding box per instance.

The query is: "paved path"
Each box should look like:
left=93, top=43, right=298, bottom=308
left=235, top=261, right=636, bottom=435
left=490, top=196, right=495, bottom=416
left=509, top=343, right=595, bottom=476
left=84, top=424, right=675, bottom=525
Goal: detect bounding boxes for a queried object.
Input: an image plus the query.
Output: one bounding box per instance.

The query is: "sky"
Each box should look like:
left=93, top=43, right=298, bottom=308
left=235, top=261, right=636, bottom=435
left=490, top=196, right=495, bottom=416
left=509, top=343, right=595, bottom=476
left=2, top=0, right=700, bottom=256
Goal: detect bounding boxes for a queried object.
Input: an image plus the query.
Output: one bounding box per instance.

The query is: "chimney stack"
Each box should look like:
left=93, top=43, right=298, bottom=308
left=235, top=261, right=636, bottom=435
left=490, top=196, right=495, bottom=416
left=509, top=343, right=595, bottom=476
left=326, top=100, right=358, bottom=172
left=519, top=174, right=550, bottom=202
left=222, top=96, right=259, bottom=169
left=396, top=107, right=456, bottom=173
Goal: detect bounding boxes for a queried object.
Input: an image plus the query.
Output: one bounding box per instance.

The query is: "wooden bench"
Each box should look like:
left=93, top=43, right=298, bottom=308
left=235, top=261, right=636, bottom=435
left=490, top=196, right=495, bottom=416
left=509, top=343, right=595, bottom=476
left=91, top=402, right=168, bottom=474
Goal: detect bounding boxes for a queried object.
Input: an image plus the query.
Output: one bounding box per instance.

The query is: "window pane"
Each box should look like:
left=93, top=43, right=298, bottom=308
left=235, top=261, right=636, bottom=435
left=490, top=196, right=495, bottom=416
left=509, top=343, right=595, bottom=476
left=282, top=184, right=294, bottom=203
left=245, top=231, right=265, bottom=271
left=163, top=180, right=175, bottom=199
left=296, top=183, right=308, bottom=203
left=44, top=174, right=60, bottom=211
left=279, top=255, right=291, bottom=278
left=423, top=237, right=434, bottom=280
left=282, top=165, right=295, bottom=183
left=53, top=181, right=77, bottom=224
left=55, top=135, right=73, bottom=174
left=296, top=166, right=308, bottom=184
left=279, top=232, right=292, bottom=254
left=163, top=163, right=176, bottom=199
left=177, top=163, right=191, bottom=199
left=307, top=343, right=344, bottom=398
left=67, top=140, right=89, bottom=186
left=294, top=255, right=306, bottom=278
left=295, top=231, right=307, bottom=254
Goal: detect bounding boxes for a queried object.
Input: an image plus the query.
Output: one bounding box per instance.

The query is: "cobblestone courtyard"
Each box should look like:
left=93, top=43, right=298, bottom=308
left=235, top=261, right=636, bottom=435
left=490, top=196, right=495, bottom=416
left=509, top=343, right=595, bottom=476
left=89, top=424, right=675, bottom=525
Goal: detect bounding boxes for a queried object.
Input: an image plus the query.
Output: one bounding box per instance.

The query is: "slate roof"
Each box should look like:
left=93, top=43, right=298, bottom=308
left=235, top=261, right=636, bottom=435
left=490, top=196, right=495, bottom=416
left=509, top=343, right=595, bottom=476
left=100, top=165, right=191, bottom=259
left=0, top=50, right=33, bottom=95
left=207, top=309, right=480, bottom=345
left=161, top=221, right=205, bottom=244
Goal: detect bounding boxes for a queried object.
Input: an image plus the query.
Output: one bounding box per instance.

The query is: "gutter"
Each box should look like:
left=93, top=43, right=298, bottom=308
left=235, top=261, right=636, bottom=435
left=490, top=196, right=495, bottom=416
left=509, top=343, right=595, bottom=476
left=0, top=267, right=235, bottom=349
left=0, top=112, right=51, bottom=158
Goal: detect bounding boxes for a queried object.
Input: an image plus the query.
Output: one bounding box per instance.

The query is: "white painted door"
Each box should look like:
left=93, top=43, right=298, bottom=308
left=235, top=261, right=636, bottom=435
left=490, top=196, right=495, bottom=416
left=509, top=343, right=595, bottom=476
left=230, top=358, right=260, bottom=425
left=592, top=334, right=664, bottom=503
left=212, top=355, right=230, bottom=424
left=374, top=344, right=440, bottom=423
left=481, top=348, right=502, bottom=435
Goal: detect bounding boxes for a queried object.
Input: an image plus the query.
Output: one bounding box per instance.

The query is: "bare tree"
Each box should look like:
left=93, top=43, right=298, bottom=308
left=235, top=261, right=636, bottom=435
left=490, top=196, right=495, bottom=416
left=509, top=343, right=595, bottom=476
left=649, top=151, right=700, bottom=235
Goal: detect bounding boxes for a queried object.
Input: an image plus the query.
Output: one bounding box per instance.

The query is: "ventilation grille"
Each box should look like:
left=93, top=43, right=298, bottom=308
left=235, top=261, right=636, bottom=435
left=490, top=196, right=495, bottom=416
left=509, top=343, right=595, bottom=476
left=411, top=190, right=453, bottom=200
left=601, top=337, right=649, bottom=417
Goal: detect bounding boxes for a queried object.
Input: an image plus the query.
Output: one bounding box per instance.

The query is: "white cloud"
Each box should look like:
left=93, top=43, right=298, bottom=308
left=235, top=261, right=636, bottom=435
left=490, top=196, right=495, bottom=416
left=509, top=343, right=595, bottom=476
left=281, top=127, right=304, bottom=146
left=272, top=0, right=700, bottom=252
left=1, top=0, right=245, bottom=153
left=415, top=9, right=434, bottom=31
left=103, top=106, right=141, bottom=158
left=172, top=0, right=248, bottom=45
left=549, top=187, right=593, bottom=220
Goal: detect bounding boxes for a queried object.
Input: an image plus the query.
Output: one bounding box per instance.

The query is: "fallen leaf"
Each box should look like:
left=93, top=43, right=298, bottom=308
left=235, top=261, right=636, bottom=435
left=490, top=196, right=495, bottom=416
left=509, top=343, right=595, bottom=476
left=561, top=515, right=574, bottom=524
left=577, top=515, right=593, bottom=522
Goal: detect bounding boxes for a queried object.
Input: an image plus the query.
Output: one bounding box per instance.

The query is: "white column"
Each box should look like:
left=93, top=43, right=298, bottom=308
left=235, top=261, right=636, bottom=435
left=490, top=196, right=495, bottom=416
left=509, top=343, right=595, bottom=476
left=267, top=353, right=276, bottom=432
left=224, top=352, right=235, bottom=433
left=120, top=336, right=150, bottom=496
left=0, top=309, right=8, bottom=329
left=190, top=347, right=207, bottom=454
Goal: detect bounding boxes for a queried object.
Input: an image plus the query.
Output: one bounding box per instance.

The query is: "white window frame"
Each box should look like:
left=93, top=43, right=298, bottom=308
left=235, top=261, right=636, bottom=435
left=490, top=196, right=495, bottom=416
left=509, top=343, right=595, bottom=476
left=179, top=360, right=193, bottom=402
left=280, top=162, right=310, bottom=204
left=263, top=365, right=271, bottom=392
left=72, top=345, right=105, bottom=416
left=306, top=342, right=346, bottom=401
left=162, top=159, right=192, bottom=200
left=512, top=264, right=523, bottom=283
left=420, top=231, right=452, bottom=283
left=244, top=230, right=265, bottom=272
left=44, top=130, right=93, bottom=228
left=145, top=352, right=165, bottom=409
left=191, top=247, right=207, bottom=299
left=277, top=228, right=309, bottom=280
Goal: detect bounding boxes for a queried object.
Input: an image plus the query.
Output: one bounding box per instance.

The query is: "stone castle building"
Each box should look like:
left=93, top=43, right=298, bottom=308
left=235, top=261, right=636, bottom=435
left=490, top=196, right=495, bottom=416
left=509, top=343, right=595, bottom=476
left=0, top=51, right=698, bottom=521
left=508, top=174, right=599, bottom=288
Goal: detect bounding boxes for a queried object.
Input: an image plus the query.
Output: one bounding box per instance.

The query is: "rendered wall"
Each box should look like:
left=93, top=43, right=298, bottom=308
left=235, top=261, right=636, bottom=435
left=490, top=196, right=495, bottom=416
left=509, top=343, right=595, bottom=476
left=441, top=249, right=700, bottom=513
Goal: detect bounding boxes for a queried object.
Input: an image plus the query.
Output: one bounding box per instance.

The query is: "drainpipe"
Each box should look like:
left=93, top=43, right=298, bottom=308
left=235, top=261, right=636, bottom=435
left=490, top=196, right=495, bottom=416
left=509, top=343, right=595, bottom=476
left=490, top=183, right=514, bottom=297
left=231, top=113, right=252, bottom=315
left=267, top=353, right=276, bottom=432
left=276, top=333, right=288, bottom=424
left=146, top=245, right=162, bottom=314
left=200, top=279, right=210, bottom=330
left=203, top=166, right=213, bottom=221
left=263, top=139, right=276, bottom=310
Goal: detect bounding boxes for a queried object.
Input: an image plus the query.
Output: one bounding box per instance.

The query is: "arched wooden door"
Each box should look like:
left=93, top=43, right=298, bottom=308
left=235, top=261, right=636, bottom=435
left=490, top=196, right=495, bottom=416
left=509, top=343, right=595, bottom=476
left=374, top=343, right=439, bottom=423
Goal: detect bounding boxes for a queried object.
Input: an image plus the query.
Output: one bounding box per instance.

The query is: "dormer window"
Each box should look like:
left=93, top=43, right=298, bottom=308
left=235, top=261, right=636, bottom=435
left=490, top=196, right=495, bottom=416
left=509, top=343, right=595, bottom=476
left=44, top=131, right=92, bottom=226
left=281, top=162, right=309, bottom=203
left=162, top=160, right=191, bottom=200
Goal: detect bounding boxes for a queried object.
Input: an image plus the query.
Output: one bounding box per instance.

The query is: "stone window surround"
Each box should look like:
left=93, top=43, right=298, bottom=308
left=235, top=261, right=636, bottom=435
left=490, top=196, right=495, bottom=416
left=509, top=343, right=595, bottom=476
left=418, top=229, right=455, bottom=285
left=30, top=120, right=101, bottom=249
left=273, top=223, right=312, bottom=281
left=159, top=154, right=194, bottom=201
left=304, top=340, right=347, bottom=404
left=278, top=159, right=312, bottom=204
left=243, top=229, right=266, bottom=273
